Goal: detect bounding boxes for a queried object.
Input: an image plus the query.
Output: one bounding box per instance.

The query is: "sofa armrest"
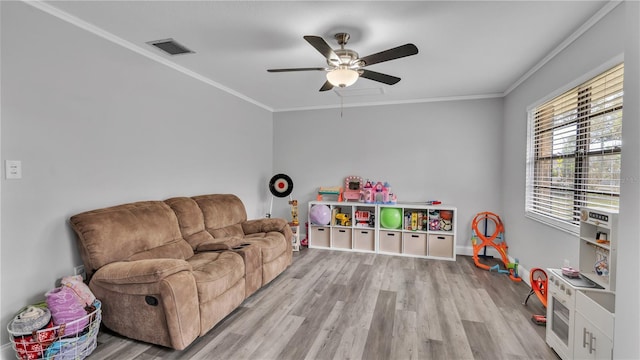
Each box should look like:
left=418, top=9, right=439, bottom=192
left=242, top=218, right=293, bottom=240
left=88, top=258, right=200, bottom=350
left=91, top=259, right=192, bottom=285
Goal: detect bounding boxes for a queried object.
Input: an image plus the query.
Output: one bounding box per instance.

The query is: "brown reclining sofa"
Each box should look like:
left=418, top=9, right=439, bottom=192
left=69, top=194, right=293, bottom=350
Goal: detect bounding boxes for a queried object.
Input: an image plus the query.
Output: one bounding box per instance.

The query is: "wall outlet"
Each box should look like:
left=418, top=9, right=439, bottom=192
left=5, top=160, right=22, bottom=179
left=74, top=265, right=85, bottom=277
left=563, top=259, right=571, bottom=268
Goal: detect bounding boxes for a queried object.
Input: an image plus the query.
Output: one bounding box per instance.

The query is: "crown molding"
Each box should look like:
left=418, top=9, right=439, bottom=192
left=273, top=93, right=504, bottom=113
left=503, top=0, right=623, bottom=96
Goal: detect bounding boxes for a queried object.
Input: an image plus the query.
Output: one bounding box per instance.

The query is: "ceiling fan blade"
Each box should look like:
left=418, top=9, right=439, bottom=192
left=267, top=67, right=325, bottom=72
left=358, top=43, right=418, bottom=67
left=304, top=35, right=340, bottom=62
left=360, top=69, right=401, bottom=85
left=319, top=81, right=334, bottom=92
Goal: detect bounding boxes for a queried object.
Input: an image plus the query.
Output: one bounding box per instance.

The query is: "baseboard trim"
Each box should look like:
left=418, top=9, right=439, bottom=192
left=2, top=342, right=14, bottom=359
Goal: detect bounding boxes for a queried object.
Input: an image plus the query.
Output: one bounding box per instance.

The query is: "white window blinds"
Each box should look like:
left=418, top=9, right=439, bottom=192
left=526, top=63, right=623, bottom=231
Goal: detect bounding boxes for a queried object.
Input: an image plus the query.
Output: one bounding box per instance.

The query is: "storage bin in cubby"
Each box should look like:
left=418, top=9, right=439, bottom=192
left=428, top=234, right=453, bottom=258
left=380, top=231, right=402, bottom=253
left=332, top=228, right=352, bottom=249
left=310, top=227, right=330, bottom=248
left=353, top=229, right=375, bottom=251
left=403, top=233, right=427, bottom=256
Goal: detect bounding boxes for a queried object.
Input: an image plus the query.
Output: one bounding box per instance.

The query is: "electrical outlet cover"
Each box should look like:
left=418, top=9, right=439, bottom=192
left=74, top=265, right=85, bottom=275
left=5, top=160, right=22, bottom=179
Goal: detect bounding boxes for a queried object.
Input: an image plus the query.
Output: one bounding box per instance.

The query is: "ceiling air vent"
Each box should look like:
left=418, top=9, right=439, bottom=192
left=147, top=38, right=194, bottom=56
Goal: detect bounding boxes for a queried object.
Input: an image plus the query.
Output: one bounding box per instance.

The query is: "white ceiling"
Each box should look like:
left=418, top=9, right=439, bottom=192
left=38, top=1, right=612, bottom=112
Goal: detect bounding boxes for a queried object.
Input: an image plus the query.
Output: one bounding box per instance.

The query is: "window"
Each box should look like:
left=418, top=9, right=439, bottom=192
left=526, top=63, right=623, bottom=232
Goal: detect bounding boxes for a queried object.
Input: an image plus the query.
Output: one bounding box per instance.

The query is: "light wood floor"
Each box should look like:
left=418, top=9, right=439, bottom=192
left=87, top=248, right=559, bottom=360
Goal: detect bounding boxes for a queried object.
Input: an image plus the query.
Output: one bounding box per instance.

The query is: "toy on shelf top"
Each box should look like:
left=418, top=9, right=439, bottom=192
left=343, top=176, right=363, bottom=202
left=316, top=177, right=398, bottom=204
left=317, top=186, right=343, bottom=201
left=362, top=180, right=397, bottom=204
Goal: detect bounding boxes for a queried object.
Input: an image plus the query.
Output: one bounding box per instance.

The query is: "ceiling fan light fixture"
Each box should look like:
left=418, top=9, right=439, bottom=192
left=268, top=33, right=418, bottom=92
left=326, top=67, right=359, bottom=88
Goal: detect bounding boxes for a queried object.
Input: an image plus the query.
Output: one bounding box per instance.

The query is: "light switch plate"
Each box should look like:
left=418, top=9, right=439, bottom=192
left=5, top=160, right=22, bottom=179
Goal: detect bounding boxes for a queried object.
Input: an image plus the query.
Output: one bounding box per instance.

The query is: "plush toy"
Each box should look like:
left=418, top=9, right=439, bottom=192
left=61, top=275, right=95, bottom=307
left=440, top=219, right=452, bottom=231
left=429, top=218, right=440, bottom=231
left=9, top=305, right=56, bottom=359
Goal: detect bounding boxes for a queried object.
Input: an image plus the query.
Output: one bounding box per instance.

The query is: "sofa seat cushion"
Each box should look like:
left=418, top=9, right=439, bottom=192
left=187, top=251, right=245, bottom=302
left=244, top=232, right=288, bottom=263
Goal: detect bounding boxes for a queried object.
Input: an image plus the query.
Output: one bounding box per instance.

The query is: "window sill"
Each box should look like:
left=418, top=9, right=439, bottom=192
left=525, top=211, right=579, bottom=235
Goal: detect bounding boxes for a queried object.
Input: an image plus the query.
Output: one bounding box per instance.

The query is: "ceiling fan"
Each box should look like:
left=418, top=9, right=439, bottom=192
left=267, top=33, right=418, bottom=92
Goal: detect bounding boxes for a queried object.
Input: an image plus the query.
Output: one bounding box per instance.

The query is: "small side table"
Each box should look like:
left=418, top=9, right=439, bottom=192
left=290, top=223, right=300, bottom=252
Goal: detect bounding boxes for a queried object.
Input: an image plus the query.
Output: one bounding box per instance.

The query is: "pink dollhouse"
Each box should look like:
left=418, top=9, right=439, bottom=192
left=362, top=180, right=396, bottom=204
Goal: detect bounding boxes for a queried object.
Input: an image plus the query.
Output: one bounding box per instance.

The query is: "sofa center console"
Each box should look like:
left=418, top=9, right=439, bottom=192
left=230, top=243, right=262, bottom=298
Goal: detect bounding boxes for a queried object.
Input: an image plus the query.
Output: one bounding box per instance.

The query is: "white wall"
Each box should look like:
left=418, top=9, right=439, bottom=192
left=502, top=2, right=639, bottom=358
left=273, top=99, right=504, bottom=253
left=614, top=1, right=640, bottom=358
left=0, top=1, right=273, bottom=345
left=502, top=3, right=626, bottom=271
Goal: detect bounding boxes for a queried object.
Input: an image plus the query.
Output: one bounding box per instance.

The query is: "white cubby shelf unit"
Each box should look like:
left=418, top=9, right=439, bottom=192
left=307, top=201, right=457, bottom=261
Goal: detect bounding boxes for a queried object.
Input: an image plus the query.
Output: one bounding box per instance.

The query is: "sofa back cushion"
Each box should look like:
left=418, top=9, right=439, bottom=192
left=70, top=201, right=194, bottom=276
left=164, top=197, right=217, bottom=248
left=164, top=197, right=207, bottom=238
left=191, top=194, right=247, bottom=238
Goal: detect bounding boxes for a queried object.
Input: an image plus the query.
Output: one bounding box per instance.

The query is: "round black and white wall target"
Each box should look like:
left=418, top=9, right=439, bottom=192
left=269, top=174, right=293, bottom=198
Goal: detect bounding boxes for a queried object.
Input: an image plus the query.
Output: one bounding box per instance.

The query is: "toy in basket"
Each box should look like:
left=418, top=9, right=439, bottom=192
left=8, top=300, right=101, bottom=360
